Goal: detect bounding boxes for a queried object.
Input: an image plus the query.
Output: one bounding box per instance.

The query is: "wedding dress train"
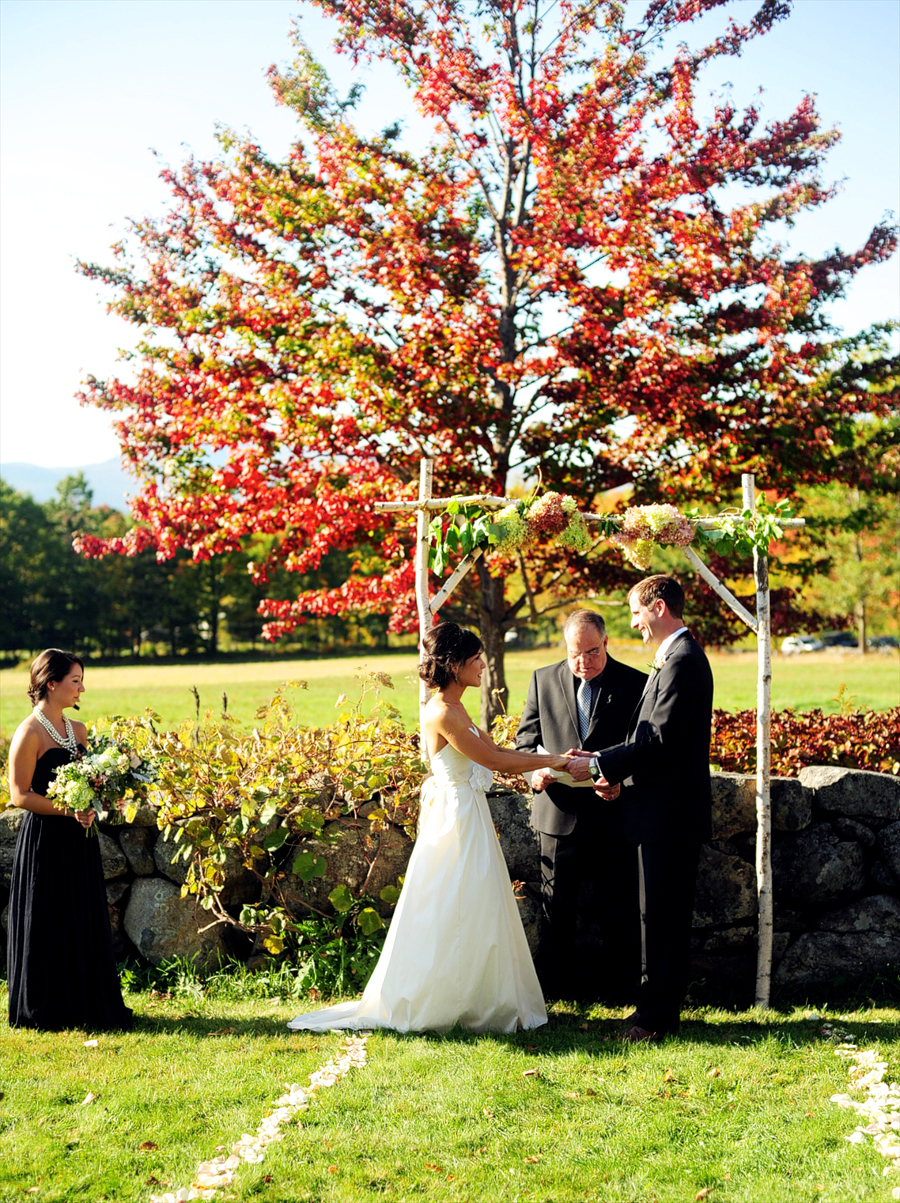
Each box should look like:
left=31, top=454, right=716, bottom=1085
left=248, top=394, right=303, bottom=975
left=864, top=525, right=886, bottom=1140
left=287, top=735, right=547, bottom=1034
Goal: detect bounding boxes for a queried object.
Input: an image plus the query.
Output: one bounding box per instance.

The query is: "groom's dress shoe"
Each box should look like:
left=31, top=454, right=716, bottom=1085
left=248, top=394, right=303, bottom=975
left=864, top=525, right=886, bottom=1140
left=621, top=1024, right=664, bottom=1044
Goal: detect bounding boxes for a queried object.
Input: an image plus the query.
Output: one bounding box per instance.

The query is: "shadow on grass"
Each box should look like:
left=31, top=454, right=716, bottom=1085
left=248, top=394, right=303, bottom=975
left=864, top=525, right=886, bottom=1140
left=129, top=1005, right=896, bottom=1050
left=131, top=1013, right=300, bottom=1039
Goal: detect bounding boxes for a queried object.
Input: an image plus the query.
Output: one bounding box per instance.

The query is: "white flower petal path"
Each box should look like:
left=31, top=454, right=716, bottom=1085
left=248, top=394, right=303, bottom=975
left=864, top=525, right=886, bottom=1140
left=824, top=1024, right=900, bottom=1197
left=149, top=1034, right=368, bottom=1203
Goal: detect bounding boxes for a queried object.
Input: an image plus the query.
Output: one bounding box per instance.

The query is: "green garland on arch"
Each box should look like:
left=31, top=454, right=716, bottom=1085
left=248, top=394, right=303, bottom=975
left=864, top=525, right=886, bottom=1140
left=427, top=492, right=795, bottom=575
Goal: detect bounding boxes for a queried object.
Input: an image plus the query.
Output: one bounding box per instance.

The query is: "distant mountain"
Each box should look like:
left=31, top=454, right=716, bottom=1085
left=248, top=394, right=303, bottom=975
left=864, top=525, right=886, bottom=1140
left=0, top=457, right=134, bottom=510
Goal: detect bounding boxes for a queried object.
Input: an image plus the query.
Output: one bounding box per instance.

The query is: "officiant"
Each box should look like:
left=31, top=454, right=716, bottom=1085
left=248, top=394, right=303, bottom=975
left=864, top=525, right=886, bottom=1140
left=516, top=610, right=647, bottom=1002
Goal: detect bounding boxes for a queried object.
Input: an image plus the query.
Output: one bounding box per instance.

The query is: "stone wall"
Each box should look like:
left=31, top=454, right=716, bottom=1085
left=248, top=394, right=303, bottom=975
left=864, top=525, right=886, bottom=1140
left=1, top=765, right=898, bottom=999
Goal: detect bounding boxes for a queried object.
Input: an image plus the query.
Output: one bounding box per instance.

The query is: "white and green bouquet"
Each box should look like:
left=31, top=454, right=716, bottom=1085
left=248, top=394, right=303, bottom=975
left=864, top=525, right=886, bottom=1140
left=47, top=730, right=157, bottom=837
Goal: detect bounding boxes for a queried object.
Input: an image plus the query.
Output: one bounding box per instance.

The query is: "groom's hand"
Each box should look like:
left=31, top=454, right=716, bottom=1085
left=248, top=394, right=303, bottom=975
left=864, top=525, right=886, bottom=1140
left=593, top=780, right=620, bottom=800
left=567, top=756, right=594, bottom=782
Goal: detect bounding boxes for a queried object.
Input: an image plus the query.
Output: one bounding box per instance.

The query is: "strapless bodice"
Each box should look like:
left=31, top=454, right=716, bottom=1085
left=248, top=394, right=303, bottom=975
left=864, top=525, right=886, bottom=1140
left=31, top=745, right=85, bottom=797
left=429, top=741, right=493, bottom=793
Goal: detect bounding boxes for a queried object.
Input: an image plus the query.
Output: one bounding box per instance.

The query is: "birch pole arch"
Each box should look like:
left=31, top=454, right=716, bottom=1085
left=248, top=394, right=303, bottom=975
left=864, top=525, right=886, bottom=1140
left=374, top=460, right=805, bottom=1007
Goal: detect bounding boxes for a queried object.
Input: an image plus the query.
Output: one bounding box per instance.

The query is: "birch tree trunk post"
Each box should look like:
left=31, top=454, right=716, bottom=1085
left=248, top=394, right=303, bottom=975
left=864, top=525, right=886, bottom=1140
left=743, top=472, right=773, bottom=1008
left=415, top=459, right=434, bottom=766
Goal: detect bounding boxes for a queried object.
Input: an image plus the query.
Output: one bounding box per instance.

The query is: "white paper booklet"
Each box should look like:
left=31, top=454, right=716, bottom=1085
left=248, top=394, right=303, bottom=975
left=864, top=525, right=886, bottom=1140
left=537, top=745, right=595, bottom=789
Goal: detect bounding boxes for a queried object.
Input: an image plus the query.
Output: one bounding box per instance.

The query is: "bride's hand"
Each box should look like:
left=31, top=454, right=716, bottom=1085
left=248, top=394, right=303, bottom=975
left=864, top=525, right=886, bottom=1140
left=74, top=808, right=95, bottom=829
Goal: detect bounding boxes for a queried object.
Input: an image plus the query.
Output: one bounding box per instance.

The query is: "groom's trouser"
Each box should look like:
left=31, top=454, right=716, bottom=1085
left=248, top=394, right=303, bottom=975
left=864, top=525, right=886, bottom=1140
left=635, top=839, right=700, bottom=1034
left=537, top=807, right=640, bottom=999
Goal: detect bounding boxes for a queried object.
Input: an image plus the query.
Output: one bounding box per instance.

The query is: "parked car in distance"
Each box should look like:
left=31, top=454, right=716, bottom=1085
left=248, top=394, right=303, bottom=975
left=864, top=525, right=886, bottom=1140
left=821, top=631, right=859, bottom=648
left=867, top=635, right=900, bottom=650
left=781, top=635, right=826, bottom=654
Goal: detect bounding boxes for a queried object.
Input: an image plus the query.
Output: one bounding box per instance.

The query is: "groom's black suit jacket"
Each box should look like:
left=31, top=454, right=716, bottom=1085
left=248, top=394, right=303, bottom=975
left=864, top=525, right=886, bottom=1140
left=595, top=631, right=714, bottom=846
left=516, top=654, right=647, bottom=837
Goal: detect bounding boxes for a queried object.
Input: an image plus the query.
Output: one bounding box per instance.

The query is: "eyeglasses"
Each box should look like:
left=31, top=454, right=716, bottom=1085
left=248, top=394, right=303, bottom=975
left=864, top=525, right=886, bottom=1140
left=566, top=646, right=605, bottom=660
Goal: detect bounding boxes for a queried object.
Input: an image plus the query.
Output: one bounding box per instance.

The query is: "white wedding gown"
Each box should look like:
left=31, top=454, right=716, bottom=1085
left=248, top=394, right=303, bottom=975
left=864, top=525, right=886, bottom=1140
left=287, top=734, right=547, bottom=1034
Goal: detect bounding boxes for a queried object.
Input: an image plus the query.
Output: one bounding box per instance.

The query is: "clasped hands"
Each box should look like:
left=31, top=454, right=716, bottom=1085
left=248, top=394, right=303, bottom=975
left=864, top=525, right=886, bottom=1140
left=531, top=751, right=620, bottom=800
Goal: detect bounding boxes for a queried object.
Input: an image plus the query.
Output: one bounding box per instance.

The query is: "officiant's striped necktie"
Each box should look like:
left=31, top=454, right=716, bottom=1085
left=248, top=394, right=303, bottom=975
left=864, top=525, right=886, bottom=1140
left=576, top=677, right=593, bottom=743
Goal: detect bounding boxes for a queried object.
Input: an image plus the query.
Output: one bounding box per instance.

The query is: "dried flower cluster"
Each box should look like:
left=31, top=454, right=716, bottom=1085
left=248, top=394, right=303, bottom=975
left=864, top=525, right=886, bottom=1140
left=610, top=504, right=695, bottom=570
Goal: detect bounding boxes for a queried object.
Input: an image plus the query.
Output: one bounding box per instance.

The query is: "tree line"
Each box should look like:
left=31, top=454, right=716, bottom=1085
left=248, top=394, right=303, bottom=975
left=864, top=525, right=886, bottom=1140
left=1, top=461, right=896, bottom=662
left=0, top=475, right=391, bottom=660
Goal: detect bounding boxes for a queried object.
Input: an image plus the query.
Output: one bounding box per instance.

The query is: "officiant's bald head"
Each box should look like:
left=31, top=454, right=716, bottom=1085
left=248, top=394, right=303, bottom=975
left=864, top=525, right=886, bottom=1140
left=563, top=610, right=608, bottom=680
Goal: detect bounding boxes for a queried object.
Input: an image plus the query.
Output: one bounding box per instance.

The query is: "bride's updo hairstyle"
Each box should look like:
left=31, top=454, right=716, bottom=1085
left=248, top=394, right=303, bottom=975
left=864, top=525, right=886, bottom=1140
left=419, top=623, right=483, bottom=691
left=28, top=649, right=84, bottom=705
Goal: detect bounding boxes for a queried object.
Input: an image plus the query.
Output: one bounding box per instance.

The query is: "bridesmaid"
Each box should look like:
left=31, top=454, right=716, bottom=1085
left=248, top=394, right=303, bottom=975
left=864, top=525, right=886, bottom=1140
left=6, top=649, right=132, bottom=1030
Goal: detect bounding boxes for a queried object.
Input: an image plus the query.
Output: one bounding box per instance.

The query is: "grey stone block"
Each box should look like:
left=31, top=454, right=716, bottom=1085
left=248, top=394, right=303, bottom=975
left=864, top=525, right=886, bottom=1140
left=98, top=831, right=127, bottom=880
left=774, top=929, right=900, bottom=989
left=124, top=877, right=227, bottom=968
left=771, top=777, right=813, bottom=832
left=119, top=825, right=157, bottom=875
left=710, top=773, right=756, bottom=841
left=693, top=845, right=757, bottom=927
left=488, top=791, right=540, bottom=882
left=877, top=821, right=900, bottom=883
left=817, top=893, right=900, bottom=936
left=799, top=766, right=900, bottom=827
left=106, top=880, right=130, bottom=906
left=772, top=822, right=867, bottom=906
left=832, top=817, right=877, bottom=848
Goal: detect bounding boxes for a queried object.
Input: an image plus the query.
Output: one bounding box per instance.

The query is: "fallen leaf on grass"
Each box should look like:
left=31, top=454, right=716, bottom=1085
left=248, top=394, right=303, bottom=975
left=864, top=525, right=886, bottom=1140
left=140, top=1141, right=159, bottom=1152
left=79, top=1092, right=99, bottom=1106
left=663, top=1069, right=679, bottom=1083
left=210, top=1028, right=235, bottom=1036
left=424, top=1164, right=443, bottom=1172
left=327, top=1165, right=338, bottom=1173
left=524, top=1155, right=540, bottom=1163
left=706, top=1067, right=720, bottom=1078
left=522, top=1069, right=540, bottom=1078
left=695, top=1190, right=711, bottom=1201
left=83, top=1039, right=99, bottom=1048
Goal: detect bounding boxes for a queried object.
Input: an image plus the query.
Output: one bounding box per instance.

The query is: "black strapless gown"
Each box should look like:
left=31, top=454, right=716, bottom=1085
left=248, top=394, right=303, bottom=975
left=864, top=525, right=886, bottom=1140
left=6, top=747, right=133, bottom=1030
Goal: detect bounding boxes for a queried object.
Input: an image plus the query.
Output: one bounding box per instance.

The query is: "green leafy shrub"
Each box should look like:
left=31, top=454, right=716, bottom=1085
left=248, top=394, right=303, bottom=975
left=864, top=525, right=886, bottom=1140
left=120, top=672, right=426, bottom=965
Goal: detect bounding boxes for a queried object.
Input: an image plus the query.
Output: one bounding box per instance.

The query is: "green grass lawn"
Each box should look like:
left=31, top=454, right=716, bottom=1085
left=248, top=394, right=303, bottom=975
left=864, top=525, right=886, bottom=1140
left=1, top=984, right=897, bottom=1203
left=1, top=646, right=897, bottom=734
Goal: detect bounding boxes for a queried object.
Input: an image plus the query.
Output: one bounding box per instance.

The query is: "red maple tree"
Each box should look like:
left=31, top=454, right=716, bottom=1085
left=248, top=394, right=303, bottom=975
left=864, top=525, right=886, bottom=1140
left=77, top=0, right=897, bottom=722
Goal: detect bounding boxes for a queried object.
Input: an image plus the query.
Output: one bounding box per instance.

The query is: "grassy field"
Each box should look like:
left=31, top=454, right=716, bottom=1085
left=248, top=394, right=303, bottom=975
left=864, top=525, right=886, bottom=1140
left=1, top=646, right=897, bottom=734
left=1, top=979, right=897, bottom=1203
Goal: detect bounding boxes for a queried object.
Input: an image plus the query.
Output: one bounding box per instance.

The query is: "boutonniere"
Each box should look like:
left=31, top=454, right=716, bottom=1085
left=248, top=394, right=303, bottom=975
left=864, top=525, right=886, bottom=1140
left=648, top=651, right=667, bottom=675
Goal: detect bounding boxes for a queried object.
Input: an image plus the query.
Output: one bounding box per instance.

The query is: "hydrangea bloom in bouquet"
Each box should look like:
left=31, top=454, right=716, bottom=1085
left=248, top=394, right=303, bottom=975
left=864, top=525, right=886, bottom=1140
left=610, top=504, right=695, bottom=570
left=47, top=729, right=157, bottom=837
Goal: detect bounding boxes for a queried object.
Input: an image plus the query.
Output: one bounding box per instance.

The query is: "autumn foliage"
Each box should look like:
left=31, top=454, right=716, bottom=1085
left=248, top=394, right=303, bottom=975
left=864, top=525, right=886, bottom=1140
left=76, top=0, right=897, bottom=719
left=711, top=706, right=900, bottom=777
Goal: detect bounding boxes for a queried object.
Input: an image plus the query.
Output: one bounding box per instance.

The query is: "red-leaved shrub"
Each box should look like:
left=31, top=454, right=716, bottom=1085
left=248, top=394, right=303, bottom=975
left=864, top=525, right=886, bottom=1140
left=712, top=708, right=900, bottom=777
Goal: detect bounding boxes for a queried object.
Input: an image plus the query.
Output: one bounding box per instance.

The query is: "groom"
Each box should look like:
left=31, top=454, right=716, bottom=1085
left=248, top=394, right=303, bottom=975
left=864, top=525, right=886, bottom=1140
left=570, top=575, right=713, bottom=1041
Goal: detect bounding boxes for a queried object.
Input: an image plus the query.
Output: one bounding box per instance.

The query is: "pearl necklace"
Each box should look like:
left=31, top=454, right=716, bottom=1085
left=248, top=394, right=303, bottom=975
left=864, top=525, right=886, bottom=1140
left=33, top=707, right=78, bottom=755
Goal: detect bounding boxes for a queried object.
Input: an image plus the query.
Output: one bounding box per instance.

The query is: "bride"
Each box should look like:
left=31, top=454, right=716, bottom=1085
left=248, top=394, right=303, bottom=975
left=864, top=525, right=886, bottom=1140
left=288, top=623, right=572, bottom=1034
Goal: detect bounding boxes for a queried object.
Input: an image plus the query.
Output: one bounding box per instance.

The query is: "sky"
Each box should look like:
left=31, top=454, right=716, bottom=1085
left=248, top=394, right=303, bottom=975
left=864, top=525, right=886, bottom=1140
left=0, top=0, right=898, bottom=469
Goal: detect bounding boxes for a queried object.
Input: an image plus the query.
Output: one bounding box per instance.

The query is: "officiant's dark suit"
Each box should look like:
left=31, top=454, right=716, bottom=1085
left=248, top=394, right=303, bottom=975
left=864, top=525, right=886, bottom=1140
left=516, top=612, right=647, bottom=1000
left=592, top=583, right=714, bottom=1037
